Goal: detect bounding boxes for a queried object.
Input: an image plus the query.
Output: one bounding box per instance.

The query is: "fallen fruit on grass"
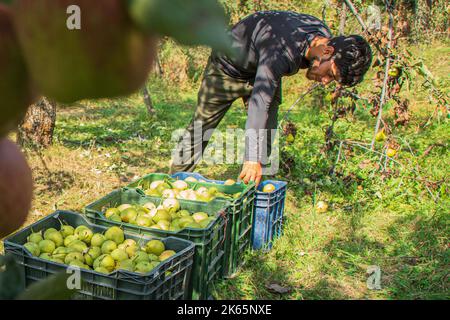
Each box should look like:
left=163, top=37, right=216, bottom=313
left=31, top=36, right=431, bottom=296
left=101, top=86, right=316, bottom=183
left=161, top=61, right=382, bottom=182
left=316, top=201, right=329, bottom=213
left=388, top=67, right=400, bottom=78
left=0, top=139, right=33, bottom=238
left=13, top=0, right=157, bottom=103
left=0, top=5, right=35, bottom=138
left=286, top=134, right=295, bottom=143
left=375, top=130, right=386, bottom=142
left=262, top=183, right=276, bottom=193
left=386, top=148, right=397, bottom=157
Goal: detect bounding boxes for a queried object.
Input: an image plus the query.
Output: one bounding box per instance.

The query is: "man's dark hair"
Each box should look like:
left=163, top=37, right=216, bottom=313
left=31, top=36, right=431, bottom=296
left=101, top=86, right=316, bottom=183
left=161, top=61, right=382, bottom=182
left=329, top=35, right=372, bottom=87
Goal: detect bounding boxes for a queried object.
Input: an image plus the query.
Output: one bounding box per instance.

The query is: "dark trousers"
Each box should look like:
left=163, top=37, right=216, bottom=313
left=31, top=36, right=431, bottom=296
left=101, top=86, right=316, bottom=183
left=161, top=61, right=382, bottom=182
left=170, top=58, right=281, bottom=173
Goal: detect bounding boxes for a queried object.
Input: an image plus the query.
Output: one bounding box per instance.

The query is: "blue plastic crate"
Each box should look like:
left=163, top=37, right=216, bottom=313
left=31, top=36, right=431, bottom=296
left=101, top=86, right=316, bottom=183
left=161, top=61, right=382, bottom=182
left=252, top=180, right=287, bottom=250
left=171, top=172, right=229, bottom=185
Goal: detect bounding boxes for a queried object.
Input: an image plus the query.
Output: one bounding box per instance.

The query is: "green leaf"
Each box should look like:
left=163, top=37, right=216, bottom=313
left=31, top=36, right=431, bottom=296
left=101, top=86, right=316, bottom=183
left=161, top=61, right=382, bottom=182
left=0, top=0, right=14, bottom=6
left=127, top=0, right=234, bottom=56
left=16, top=272, right=76, bottom=300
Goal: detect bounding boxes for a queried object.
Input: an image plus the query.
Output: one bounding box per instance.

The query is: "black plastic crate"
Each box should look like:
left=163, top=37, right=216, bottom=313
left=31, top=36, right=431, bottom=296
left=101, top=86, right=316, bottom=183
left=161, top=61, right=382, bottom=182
left=3, top=211, right=195, bottom=300
left=84, top=188, right=228, bottom=299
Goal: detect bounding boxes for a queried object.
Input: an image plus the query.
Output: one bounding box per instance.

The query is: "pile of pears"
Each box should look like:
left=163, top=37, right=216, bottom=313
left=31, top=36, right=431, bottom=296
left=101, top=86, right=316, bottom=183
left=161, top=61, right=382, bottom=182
left=23, top=224, right=176, bottom=274
left=141, top=179, right=241, bottom=202
left=104, top=198, right=216, bottom=232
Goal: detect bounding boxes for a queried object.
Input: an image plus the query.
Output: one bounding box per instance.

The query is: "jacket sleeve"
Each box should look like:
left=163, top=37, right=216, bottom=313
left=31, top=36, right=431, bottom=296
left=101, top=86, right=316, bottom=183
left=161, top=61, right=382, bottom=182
left=245, top=51, right=289, bottom=162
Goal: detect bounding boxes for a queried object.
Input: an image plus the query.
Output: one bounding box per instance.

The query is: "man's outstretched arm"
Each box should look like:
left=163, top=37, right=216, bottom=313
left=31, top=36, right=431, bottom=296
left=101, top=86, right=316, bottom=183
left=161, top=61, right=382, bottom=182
left=239, top=61, right=284, bottom=185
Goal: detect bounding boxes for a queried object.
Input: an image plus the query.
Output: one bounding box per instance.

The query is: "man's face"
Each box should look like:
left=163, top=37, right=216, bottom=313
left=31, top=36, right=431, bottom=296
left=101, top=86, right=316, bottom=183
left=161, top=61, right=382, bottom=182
left=306, top=43, right=341, bottom=85
left=306, top=57, right=341, bottom=85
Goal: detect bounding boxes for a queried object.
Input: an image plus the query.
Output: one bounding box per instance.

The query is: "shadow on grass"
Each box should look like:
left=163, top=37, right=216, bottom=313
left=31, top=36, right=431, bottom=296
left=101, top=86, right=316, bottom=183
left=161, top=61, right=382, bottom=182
left=212, top=252, right=296, bottom=300
left=55, top=98, right=196, bottom=149
left=320, top=204, right=449, bottom=300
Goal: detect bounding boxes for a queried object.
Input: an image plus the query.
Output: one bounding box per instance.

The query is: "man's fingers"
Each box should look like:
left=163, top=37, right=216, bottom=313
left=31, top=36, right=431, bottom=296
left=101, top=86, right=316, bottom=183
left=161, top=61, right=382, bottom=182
left=255, top=174, right=262, bottom=186
left=249, top=171, right=257, bottom=183
left=239, top=169, right=247, bottom=180
left=243, top=171, right=254, bottom=184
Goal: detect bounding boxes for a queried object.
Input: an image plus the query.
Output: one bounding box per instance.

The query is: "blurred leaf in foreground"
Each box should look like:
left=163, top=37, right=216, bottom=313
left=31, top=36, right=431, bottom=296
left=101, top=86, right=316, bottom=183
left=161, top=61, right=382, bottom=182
left=128, top=0, right=233, bottom=55
left=0, top=255, right=24, bottom=300
left=16, top=272, right=75, bottom=300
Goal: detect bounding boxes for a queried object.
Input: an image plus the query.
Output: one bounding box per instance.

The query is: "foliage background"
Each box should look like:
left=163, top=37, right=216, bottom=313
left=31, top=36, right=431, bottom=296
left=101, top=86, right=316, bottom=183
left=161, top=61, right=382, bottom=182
left=2, top=0, right=449, bottom=299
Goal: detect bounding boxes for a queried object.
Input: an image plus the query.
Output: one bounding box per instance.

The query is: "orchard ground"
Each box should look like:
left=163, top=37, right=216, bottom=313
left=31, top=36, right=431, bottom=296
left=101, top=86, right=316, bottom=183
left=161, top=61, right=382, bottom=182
left=2, top=40, right=449, bottom=300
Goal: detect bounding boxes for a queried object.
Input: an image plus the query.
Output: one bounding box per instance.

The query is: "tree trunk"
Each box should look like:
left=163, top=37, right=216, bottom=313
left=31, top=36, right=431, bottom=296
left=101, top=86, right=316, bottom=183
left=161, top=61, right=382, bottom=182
left=154, top=51, right=163, bottom=77
left=339, top=1, right=347, bottom=35
left=17, top=98, right=56, bottom=148
left=142, top=86, right=155, bottom=115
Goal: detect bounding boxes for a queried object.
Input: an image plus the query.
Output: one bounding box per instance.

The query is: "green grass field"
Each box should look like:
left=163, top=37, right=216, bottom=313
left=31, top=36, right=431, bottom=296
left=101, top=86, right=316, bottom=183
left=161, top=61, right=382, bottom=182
left=5, top=39, right=448, bottom=300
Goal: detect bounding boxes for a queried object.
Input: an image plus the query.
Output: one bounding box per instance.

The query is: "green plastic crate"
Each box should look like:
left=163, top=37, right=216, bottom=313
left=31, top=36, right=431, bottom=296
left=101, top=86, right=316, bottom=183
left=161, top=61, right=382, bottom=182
left=170, top=177, right=256, bottom=277
left=3, top=211, right=195, bottom=300
left=128, top=173, right=256, bottom=277
left=84, top=188, right=228, bottom=300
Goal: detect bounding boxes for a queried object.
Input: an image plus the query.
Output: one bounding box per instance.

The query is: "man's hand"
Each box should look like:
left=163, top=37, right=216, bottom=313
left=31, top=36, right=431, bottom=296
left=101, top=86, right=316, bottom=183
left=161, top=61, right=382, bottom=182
left=239, top=161, right=262, bottom=186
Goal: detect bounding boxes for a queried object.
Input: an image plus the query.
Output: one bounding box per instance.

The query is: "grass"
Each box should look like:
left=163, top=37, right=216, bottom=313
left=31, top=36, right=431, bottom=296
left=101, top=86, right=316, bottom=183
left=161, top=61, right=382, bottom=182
left=2, top=39, right=449, bottom=300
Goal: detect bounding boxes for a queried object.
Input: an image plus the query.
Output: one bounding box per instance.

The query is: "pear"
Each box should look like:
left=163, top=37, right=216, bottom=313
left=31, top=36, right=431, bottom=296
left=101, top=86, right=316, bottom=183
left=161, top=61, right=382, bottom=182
left=105, top=226, right=124, bottom=245
left=24, top=242, right=40, bottom=256
left=60, top=225, right=75, bottom=238
left=27, top=231, right=43, bottom=244
left=145, top=240, right=165, bottom=256
left=44, top=230, right=64, bottom=247
left=159, top=250, right=176, bottom=261
left=101, top=240, right=117, bottom=255
left=38, top=239, right=56, bottom=254
left=90, top=233, right=106, bottom=247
